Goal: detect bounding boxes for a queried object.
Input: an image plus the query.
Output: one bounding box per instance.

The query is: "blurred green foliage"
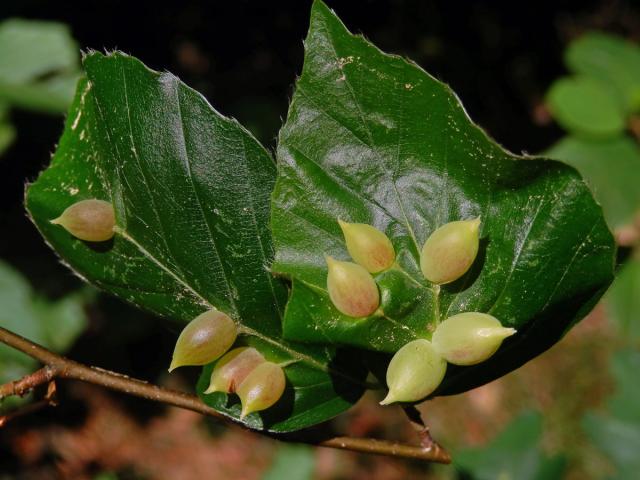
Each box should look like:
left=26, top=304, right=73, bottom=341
left=546, top=137, right=640, bottom=230
left=455, top=412, right=567, bottom=480
left=262, top=444, right=315, bottom=480
left=547, top=76, right=626, bottom=138
left=448, top=30, right=640, bottom=480
left=0, top=259, right=90, bottom=411
left=0, top=18, right=81, bottom=157
left=583, top=349, right=640, bottom=479
left=607, top=259, right=640, bottom=339
left=546, top=32, right=640, bottom=231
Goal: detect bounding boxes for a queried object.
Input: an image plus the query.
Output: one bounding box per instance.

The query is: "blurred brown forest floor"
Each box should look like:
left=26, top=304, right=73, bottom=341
left=0, top=305, right=615, bottom=479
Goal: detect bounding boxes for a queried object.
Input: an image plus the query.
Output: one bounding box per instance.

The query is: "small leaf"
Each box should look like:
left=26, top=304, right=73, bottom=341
left=546, top=76, right=626, bottom=138
left=0, top=18, right=80, bottom=113
left=566, top=32, right=640, bottom=112
left=271, top=0, right=615, bottom=395
left=546, top=136, right=640, bottom=230
left=26, top=52, right=366, bottom=432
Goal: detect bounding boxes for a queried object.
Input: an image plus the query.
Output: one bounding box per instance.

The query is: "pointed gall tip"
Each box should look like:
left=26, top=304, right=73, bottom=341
left=203, top=384, right=217, bottom=394
left=469, top=217, right=481, bottom=232
left=478, top=326, right=517, bottom=340
left=379, top=392, right=397, bottom=406
left=240, top=406, right=250, bottom=420
left=337, top=218, right=348, bottom=229
left=324, top=254, right=336, bottom=266
left=502, top=327, right=517, bottom=338
left=50, top=216, right=62, bottom=225
left=168, top=358, right=180, bottom=373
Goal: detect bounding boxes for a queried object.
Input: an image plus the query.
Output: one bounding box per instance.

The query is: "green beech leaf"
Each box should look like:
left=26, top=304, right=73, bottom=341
left=26, top=52, right=366, bottom=432
left=271, top=0, right=615, bottom=395
left=546, top=136, right=640, bottom=230
left=565, top=32, right=640, bottom=113
left=546, top=76, right=626, bottom=138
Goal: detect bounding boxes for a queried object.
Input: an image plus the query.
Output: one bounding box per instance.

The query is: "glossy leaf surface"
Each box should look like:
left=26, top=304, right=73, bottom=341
left=546, top=136, right=640, bottom=230
left=26, top=52, right=366, bottom=432
left=271, top=1, right=616, bottom=394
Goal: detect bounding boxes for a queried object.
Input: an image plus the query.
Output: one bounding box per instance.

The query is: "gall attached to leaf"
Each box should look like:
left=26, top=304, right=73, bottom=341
left=432, top=312, right=516, bottom=366
left=169, top=310, right=237, bottom=372
left=205, top=347, right=265, bottom=394
left=51, top=199, right=116, bottom=242
left=237, top=361, right=286, bottom=419
left=420, top=218, right=481, bottom=284
left=338, top=219, right=395, bottom=273
left=381, top=338, right=447, bottom=405
left=326, top=255, right=380, bottom=318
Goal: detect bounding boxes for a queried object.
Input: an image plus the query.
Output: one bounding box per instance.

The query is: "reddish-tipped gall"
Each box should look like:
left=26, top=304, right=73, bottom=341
left=432, top=312, right=516, bottom=366
left=237, top=362, right=286, bottom=418
left=338, top=219, right=395, bottom=273
left=420, top=218, right=481, bottom=284
left=326, top=255, right=380, bottom=318
left=169, top=310, right=237, bottom=372
left=205, top=347, right=265, bottom=394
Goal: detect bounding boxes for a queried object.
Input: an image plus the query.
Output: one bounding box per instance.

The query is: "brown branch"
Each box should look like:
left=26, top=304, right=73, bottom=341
left=0, top=366, right=57, bottom=398
left=0, top=381, right=58, bottom=428
left=0, top=326, right=451, bottom=464
left=403, top=405, right=450, bottom=462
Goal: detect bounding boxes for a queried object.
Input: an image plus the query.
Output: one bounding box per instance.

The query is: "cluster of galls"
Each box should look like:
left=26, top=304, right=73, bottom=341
left=169, top=310, right=285, bottom=418
left=327, top=218, right=516, bottom=405
left=51, top=199, right=286, bottom=418
left=52, top=199, right=516, bottom=412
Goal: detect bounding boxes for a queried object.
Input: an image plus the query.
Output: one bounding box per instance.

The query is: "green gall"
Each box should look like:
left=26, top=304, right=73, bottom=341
left=420, top=218, right=481, bottom=284
left=169, top=310, right=237, bottom=372
left=380, top=339, right=447, bottom=405
left=432, top=312, right=516, bottom=366
left=237, top=361, right=286, bottom=419
left=51, top=199, right=116, bottom=242
left=326, top=255, right=380, bottom=318
left=204, top=347, right=265, bottom=394
left=338, top=219, right=395, bottom=273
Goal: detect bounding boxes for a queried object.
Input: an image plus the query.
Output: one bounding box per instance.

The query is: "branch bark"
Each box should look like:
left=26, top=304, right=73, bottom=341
left=0, top=326, right=451, bottom=464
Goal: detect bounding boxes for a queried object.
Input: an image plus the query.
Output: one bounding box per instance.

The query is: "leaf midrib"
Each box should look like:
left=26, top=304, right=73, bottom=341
left=84, top=59, right=368, bottom=387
